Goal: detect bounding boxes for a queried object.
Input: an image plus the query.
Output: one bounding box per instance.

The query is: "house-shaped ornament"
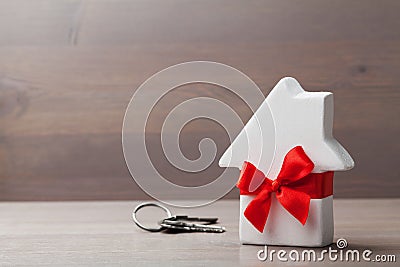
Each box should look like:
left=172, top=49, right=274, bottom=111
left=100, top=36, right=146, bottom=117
left=219, top=77, right=354, bottom=247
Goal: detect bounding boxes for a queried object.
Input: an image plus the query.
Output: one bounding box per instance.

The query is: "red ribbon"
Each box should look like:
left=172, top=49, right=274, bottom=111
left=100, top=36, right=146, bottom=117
left=237, top=146, right=333, bottom=233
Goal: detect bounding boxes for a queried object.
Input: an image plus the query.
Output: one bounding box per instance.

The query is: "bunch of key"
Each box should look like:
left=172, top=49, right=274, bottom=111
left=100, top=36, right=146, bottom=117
left=133, top=202, right=226, bottom=233
left=160, top=215, right=225, bottom=233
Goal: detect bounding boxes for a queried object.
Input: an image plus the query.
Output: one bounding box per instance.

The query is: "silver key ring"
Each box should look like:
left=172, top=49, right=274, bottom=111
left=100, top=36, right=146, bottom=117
left=132, top=202, right=172, bottom=232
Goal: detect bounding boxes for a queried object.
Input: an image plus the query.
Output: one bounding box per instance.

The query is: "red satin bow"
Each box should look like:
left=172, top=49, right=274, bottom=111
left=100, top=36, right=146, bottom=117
left=237, top=146, right=333, bottom=233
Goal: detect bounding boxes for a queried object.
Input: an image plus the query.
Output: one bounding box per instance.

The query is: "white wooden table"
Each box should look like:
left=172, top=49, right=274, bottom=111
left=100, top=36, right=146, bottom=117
left=0, top=199, right=399, bottom=266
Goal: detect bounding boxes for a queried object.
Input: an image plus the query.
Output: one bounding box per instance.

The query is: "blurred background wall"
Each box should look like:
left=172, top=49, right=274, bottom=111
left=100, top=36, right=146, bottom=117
left=0, top=0, right=399, bottom=200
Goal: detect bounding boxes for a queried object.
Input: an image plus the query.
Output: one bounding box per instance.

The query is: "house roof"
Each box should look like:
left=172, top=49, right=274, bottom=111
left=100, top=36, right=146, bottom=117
left=219, top=77, right=354, bottom=179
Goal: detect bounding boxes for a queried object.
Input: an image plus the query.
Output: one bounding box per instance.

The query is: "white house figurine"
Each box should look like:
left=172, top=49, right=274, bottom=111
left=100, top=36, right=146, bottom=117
left=219, top=77, right=354, bottom=247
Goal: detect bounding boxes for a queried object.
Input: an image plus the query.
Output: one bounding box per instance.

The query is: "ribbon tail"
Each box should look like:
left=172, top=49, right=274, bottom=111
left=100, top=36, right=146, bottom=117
left=276, top=187, right=311, bottom=225
left=244, top=190, right=272, bottom=232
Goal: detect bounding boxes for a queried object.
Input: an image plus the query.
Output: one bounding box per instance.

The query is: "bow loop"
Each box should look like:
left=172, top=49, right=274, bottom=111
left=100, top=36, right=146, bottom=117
left=277, top=146, right=315, bottom=184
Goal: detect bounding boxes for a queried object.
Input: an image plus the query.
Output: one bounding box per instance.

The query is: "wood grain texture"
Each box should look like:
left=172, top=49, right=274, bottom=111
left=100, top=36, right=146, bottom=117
left=0, top=199, right=399, bottom=266
left=0, top=0, right=399, bottom=200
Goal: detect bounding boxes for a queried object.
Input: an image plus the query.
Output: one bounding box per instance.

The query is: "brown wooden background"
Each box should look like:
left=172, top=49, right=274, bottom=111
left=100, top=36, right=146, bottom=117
left=0, top=0, right=399, bottom=200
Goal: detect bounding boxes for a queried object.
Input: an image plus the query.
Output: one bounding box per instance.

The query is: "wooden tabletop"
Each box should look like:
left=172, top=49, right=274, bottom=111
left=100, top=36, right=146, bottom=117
left=0, top=199, right=399, bottom=266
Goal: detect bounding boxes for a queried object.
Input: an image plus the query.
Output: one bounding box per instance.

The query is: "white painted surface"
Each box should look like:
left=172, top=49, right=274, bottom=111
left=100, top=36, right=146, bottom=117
left=219, top=77, right=354, bottom=246
left=240, top=195, right=334, bottom=247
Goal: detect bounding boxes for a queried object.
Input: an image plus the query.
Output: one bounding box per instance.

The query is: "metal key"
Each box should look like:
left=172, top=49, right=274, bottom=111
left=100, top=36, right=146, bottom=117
left=160, top=215, right=226, bottom=233
left=132, top=203, right=226, bottom=233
